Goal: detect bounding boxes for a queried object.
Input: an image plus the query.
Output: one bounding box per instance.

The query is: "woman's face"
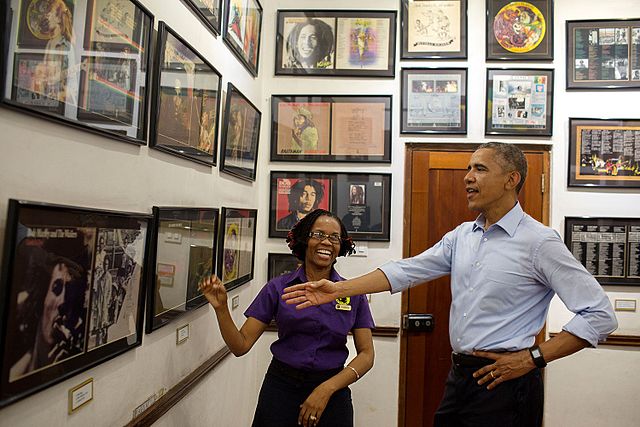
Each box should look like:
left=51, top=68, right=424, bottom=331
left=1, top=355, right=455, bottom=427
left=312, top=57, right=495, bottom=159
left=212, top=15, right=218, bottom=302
left=305, top=216, right=341, bottom=269
left=297, top=24, right=318, bottom=59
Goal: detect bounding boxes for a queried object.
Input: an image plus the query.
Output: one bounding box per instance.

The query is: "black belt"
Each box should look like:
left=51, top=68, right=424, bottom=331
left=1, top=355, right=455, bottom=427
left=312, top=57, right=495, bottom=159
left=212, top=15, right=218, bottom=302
left=451, top=352, right=494, bottom=368
left=268, top=358, right=343, bottom=383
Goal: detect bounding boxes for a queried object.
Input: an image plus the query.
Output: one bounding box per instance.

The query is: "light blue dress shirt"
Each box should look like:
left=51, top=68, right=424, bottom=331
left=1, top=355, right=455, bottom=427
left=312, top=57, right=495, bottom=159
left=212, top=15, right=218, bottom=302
left=380, top=203, right=617, bottom=353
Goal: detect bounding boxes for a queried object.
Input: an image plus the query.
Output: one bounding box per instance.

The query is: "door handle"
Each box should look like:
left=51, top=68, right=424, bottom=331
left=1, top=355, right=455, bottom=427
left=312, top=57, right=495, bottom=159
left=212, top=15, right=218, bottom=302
left=402, top=314, right=434, bottom=332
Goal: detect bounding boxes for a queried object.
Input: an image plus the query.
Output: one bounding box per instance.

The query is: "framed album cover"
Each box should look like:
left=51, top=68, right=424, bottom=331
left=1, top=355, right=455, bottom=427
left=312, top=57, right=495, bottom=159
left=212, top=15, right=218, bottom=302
left=270, top=95, right=392, bottom=162
left=401, top=0, right=467, bottom=60
left=182, top=0, right=223, bottom=36
left=267, top=253, right=301, bottom=281
left=485, top=68, right=554, bottom=136
left=568, top=118, right=640, bottom=188
left=217, top=207, right=257, bottom=291
left=146, top=207, right=219, bottom=333
left=275, top=10, right=397, bottom=77
left=0, top=199, right=151, bottom=407
left=223, top=0, right=263, bottom=77
left=401, top=68, right=467, bottom=134
left=566, top=19, right=640, bottom=90
left=83, top=0, right=147, bottom=53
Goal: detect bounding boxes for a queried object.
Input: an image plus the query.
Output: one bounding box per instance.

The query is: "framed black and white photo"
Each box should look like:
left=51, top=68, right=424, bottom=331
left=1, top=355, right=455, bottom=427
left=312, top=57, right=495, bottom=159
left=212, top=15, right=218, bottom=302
left=217, top=207, right=257, bottom=291
left=223, top=0, right=263, bottom=77
left=182, top=0, right=223, bottom=36
left=267, top=253, right=301, bottom=281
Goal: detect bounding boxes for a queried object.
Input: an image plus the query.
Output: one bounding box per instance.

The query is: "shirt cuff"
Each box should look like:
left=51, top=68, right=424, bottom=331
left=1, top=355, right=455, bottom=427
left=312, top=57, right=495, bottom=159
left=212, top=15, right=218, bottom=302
left=379, top=262, right=409, bottom=294
left=562, top=315, right=602, bottom=348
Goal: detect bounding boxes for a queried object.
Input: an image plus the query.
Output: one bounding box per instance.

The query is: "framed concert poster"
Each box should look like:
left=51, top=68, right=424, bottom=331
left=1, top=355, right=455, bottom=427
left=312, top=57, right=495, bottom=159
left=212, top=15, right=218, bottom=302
left=217, top=207, right=257, bottom=291
left=0, top=199, right=151, bottom=408
left=270, top=95, right=392, bottom=162
left=267, top=253, right=301, bottom=281
left=146, top=207, right=219, bottom=333
left=150, top=22, right=223, bottom=166
left=182, top=0, right=223, bottom=36
left=275, top=10, right=397, bottom=77
left=485, top=68, right=554, bottom=136
left=401, top=0, right=467, bottom=60
left=568, top=118, right=640, bottom=188
left=565, top=217, right=640, bottom=286
left=566, top=19, right=640, bottom=90
left=220, top=83, right=261, bottom=181
left=486, top=0, right=553, bottom=61
left=83, top=0, right=147, bottom=53
left=401, top=68, right=467, bottom=134
left=223, top=0, right=263, bottom=77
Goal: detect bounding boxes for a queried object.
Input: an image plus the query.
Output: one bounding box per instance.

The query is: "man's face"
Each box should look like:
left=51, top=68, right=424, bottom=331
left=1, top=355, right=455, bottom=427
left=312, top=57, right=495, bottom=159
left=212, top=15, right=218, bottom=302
left=297, top=24, right=318, bottom=59
left=40, top=263, right=72, bottom=346
left=294, top=114, right=306, bottom=128
left=298, top=184, right=317, bottom=213
left=464, top=148, right=515, bottom=214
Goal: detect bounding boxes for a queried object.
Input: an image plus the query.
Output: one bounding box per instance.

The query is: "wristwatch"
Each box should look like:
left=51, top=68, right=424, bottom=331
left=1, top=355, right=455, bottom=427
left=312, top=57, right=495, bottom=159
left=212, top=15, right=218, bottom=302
left=529, top=345, right=547, bottom=368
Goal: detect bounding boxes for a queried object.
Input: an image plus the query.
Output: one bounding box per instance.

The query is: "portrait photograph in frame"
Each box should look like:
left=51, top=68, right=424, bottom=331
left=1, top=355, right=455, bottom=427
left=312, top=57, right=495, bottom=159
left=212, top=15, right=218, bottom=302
left=270, top=95, right=392, bottom=162
left=485, top=68, right=554, bottom=136
left=401, top=0, right=467, bottom=60
left=217, top=207, right=257, bottom=291
left=0, top=199, right=151, bottom=408
left=401, top=68, right=467, bottom=134
left=267, top=253, right=302, bottom=281
left=223, top=0, right=263, bottom=77
left=568, top=118, right=640, bottom=188
left=182, top=0, right=223, bottom=36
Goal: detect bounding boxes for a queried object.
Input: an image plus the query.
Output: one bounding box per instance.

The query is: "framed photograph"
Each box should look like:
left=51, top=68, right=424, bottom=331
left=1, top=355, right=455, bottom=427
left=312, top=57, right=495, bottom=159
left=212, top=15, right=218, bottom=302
left=150, top=22, right=223, bottom=166
left=566, top=19, right=640, bottom=90
left=401, top=68, right=467, bottom=134
left=182, top=0, right=223, bottom=36
left=269, top=172, right=392, bottom=241
left=146, top=207, right=219, bottom=333
left=223, top=0, right=263, bottom=77
left=220, top=83, right=261, bottom=181
left=486, top=0, right=553, bottom=61
left=83, top=0, right=147, bottom=53
left=267, top=253, right=301, bottom=281
left=485, top=68, right=554, bottom=136
left=565, top=217, right=640, bottom=286
left=0, top=199, right=151, bottom=407
left=11, top=52, right=68, bottom=115
left=217, top=207, right=257, bottom=291
left=401, top=0, right=467, bottom=60
left=568, top=118, right=640, bottom=188
left=271, top=95, right=391, bottom=162
left=275, top=10, right=397, bottom=77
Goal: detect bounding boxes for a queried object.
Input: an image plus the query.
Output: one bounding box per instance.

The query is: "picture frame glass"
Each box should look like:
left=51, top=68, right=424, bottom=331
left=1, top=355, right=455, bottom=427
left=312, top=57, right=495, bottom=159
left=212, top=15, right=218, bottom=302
left=224, top=0, right=263, bottom=76
left=267, top=253, right=301, bottom=281
left=218, top=208, right=257, bottom=291
left=183, top=0, right=222, bottom=35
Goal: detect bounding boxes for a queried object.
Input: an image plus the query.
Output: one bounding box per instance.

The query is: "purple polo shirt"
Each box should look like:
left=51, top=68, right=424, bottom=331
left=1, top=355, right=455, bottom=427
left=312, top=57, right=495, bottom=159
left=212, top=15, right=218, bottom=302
left=245, top=267, right=375, bottom=371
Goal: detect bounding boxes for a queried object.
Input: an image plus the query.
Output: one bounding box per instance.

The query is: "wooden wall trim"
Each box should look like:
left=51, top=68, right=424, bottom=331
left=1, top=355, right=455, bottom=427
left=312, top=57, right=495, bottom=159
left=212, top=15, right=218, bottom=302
left=549, top=332, right=640, bottom=347
left=266, top=322, right=400, bottom=337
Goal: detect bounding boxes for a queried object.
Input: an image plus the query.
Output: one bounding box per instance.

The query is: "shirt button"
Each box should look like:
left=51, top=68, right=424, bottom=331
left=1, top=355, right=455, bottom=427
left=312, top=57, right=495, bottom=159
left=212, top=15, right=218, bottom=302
left=483, top=237, right=488, bottom=242
left=463, top=313, right=467, bottom=317
left=457, top=338, right=461, bottom=342
left=470, top=287, right=474, bottom=291
left=475, top=262, right=480, bottom=267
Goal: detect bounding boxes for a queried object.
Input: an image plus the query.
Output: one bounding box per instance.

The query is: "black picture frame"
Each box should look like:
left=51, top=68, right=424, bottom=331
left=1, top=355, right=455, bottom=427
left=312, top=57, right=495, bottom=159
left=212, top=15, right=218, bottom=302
left=267, top=253, right=301, bottom=281
left=275, top=9, right=397, bottom=77
left=485, top=68, right=554, bottom=136
left=269, top=171, right=392, bottom=242
left=220, top=82, right=261, bottom=181
left=146, top=207, right=219, bottom=333
left=182, top=0, right=223, bottom=36
left=270, top=94, right=392, bottom=162
left=401, top=0, right=467, bottom=60
left=217, top=207, right=257, bottom=291
left=566, top=19, right=640, bottom=90
left=0, top=199, right=151, bottom=408
left=223, top=0, right=263, bottom=77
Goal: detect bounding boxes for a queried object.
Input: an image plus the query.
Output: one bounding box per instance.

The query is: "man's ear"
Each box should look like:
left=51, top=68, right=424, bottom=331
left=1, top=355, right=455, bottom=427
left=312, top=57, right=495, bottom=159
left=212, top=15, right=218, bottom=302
left=505, top=170, right=521, bottom=191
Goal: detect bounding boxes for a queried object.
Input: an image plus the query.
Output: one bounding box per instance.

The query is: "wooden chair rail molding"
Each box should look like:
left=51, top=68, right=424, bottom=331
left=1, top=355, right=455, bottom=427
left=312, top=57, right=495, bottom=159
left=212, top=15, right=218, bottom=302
left=548, top=332, right=640, bottom=347
left=266, top=322, right=400, bottom=337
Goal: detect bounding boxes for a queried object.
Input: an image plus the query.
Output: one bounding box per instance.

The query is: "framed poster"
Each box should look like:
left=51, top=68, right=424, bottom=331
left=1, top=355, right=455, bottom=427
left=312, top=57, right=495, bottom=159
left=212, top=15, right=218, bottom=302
left=401, top=68, right=467, bottom=134
left=566, top=19, right=640, bottom=90
left=182, top=0, right=223, bottom=36
left=401, top=0, right=467, bottom=60
left=220, top=82, right=261, bottom=181
left=217, top=207, right=257, bottom=291
left=267, top=253, right=301, bottom=281
left=486, top=0, right=553, bottom=61
left=485, top=68, right=554, bottom=136
left=568, top=118, right=640, bottom=188
left=83, top=0, right=147, bottom=53
left=223, top=0, right=263, bottom=77
left=0, top=200, right=150, bottom=407
left=271, top=95, right=392, bottom=162
left=146, top=207, right=218, bottom=333
left=150, top=22, right=223, bottom=166
left=275, top=10, right=397, bottom=77
left=565, top=217, right=640, bottom=286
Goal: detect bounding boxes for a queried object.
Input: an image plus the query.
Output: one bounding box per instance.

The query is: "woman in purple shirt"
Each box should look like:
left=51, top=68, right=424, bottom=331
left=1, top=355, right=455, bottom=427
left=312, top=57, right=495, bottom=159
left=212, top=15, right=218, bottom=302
left=200, top=209, right=375, bottom=427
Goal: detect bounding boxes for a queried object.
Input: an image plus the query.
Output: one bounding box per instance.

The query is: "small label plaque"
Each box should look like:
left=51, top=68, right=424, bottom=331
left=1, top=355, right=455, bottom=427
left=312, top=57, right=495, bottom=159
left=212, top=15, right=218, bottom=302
left=614, top=299, right=637, bottom=312
left=177, top=324, right=190, bottom=344
left=69, top=378, right=93, bottom=414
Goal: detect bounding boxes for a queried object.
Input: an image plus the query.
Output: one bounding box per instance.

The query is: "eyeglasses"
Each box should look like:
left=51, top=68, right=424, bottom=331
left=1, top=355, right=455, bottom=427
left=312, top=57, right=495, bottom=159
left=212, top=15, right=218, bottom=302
left=308, top=231, right=342, bottom=244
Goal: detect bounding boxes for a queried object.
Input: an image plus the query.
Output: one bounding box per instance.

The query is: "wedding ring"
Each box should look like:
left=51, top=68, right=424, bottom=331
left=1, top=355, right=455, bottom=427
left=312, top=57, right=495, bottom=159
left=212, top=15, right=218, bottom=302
left=310, top=415, right=317, bottom=420
left=490, top=371, right=496, bottom=379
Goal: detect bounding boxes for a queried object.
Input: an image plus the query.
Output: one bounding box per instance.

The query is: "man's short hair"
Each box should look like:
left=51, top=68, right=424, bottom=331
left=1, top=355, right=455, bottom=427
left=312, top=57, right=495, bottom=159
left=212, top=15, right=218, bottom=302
left=288, top=179, right=325, bottom=212
left=477, top=142, right=528, bottom=193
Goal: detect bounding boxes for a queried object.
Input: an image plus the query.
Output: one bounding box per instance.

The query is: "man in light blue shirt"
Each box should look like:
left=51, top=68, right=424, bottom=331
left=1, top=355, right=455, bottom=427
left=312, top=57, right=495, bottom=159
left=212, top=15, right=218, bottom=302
left=283, top=142, right=617, bottom=426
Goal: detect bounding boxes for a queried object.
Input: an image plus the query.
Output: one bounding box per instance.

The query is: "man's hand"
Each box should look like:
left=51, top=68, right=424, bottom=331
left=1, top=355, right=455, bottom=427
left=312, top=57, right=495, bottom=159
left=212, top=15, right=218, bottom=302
left=282, top=279, right=339, bottom=309
left=472, top=350, right=535, bottom=390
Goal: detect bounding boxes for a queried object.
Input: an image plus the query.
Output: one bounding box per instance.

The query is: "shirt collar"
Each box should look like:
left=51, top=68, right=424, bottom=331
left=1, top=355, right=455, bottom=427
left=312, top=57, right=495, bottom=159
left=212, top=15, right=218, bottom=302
left=472, top=202, right=524, bottom=237
left=284, top=264, right=342, bottom=285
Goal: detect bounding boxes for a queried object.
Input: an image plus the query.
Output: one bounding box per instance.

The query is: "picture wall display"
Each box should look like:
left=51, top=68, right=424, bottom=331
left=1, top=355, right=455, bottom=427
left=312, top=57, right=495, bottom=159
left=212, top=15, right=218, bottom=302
left=267, top=253, right=302, bottom=281
left=0, top=200, right=151, bottom=407
left=565, top=217, right=640, bottom=286
left=269, top=172, right=392, bottom=242
left=223, top=0, right=263, bottom=77
left=217, top=207, right=257, bottom=291
left=146, top=207, right=219, bottom=333
left=3, top=0, right=154, bottom=144
left=275, top=9, right=397, bottom=77
left=566, top=19, right=640, bottom=89
left=270, top=95, right=392, bottom=162
left=182, top=0, right=223, bottom=36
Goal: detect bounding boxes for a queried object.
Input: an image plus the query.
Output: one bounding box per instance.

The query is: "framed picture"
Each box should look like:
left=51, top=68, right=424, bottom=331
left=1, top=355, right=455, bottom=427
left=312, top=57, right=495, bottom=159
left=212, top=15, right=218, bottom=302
left=275, top=10, right=397, bottom=77
left=223, top=0, right=263, bottom=77
left=146, top=207, right=219, bottom=333
left=217, top=207, right=257, bottom=291
left=267, top=253, right=301, bottom=281
left=486, top=0, right=553, bottom=61
left=566, top=19, right=640, bottom=90
left=568, top=118, right=640, bottom=188
left=271, top=95, right=392, bottom=162
left=2, top=0, right=153, bottom=144
left=400, top=0, right=467, bottom=60
left=150, top=22, right=223, bottom=166
left=485, top=68, right=554, bottom=136
left=269, top=172, right=392, bottom=241
left=220, top=83, right=261, bottom=181
left=0, top=199, right=151, bottom=407
left=182, top=0, right=223, bottom=36
left=565, top=217, right=640, bottom=286
left=401, top=68, right=467, bottom=134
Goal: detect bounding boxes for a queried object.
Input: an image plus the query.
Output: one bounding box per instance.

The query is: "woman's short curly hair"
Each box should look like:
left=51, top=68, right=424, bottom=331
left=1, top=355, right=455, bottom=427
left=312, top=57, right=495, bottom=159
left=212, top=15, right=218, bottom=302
left=286, top=209, right=355, bottom=262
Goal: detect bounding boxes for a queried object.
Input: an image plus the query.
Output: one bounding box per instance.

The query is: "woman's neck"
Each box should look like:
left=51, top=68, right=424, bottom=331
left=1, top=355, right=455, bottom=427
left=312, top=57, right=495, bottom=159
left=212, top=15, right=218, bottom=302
left=304, top=263, right=332, bottom=282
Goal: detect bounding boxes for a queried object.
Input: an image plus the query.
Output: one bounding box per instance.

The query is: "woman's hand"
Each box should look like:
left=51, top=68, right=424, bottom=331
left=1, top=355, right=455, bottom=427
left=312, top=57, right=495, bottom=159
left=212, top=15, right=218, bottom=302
left=298, top=384, right=332, bottom=427
left=198, top=275, right=227, bottom=309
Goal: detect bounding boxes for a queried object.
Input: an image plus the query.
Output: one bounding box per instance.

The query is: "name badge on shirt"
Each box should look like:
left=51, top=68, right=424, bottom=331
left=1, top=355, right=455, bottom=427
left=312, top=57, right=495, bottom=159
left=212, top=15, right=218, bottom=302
left=335, top=297, right=352, bottom=311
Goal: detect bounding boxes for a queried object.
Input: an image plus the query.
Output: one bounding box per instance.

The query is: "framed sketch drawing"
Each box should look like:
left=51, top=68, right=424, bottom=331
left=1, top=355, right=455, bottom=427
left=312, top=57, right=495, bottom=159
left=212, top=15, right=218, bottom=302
left=267, top=253, right=301, bottom=281
left=217, top=207, right=257, bottom=291
left=223, top=0, right=263, bottom=77
left=182, top=0, right=223, bottom=35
